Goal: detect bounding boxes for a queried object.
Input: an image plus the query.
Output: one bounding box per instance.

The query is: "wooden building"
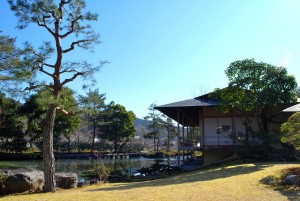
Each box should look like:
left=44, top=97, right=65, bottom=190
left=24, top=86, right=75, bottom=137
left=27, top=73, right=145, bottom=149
left=155, top=93, right=300, bottom=165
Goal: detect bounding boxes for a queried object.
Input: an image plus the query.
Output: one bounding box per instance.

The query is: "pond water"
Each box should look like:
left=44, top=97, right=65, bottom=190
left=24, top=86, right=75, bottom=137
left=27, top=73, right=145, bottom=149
left=0, top=157, right=178, bottom=177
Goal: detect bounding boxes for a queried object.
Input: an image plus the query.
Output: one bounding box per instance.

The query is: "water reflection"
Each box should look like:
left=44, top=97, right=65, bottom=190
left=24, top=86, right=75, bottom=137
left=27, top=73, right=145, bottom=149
left=1, top=157, right=178, bottom=176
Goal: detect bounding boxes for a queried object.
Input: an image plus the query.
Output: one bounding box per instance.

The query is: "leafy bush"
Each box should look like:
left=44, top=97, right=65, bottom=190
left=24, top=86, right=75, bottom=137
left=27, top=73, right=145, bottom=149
left=0, top=172, right=7, bottom=182
left=0, top=172, right=7, bottom=195
left=80, top=164, right=111, bottom=182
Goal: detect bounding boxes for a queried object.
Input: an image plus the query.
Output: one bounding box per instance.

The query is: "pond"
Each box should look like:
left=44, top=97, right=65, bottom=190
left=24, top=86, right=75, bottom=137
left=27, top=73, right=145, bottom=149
left=0, top=157, right=178, bottom=177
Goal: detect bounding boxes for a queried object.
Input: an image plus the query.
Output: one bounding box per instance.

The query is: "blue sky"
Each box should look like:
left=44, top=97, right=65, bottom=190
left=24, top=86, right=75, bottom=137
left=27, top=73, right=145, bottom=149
left=1, top=0, right=300, bottom=118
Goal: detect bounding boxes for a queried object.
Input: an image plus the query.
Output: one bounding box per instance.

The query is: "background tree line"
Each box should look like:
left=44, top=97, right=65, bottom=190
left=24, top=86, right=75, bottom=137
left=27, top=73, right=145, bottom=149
left=0, top=87, right=177, bottom=154
left=0, top=88, right=137, bottom=154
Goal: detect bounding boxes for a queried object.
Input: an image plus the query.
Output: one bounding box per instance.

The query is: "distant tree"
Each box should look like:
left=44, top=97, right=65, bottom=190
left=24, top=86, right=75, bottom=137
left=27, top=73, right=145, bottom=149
left=101, top=102, right=136, bottom=153
left=212, top=59, right=297, bottom=152
left=0, top=93, right=27, bottom=153
left=161, top=117, right=176, bottom=152
left=8, top=0, right=103, bottom=192
left=19, top=94, right=43, bottom=148
left=78, top=89, right=106, bottom=153
left=144, top=103, right=163, bottom=151
left=281, top=112, right=300, bottom=151
left=297, top=87, right=300, bottom=98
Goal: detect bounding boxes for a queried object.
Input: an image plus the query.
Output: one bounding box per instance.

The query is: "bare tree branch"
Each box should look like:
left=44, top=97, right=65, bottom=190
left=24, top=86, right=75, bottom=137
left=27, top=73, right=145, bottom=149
left=56, top=106, right=76, bottom=116
left=39, top=65, right=54, bottom=78
left=37, top=15, right=55, bottom=36
left=60, top=68, right=78, bottom=74
left=60, top=72, right=84, bottom=87
left=60, top=15, right=83, bottom=38
left=43, top=62, right=55, bottom=68
left=62, top=39, right=89, bottom=53
left=24, top=83, right=39, bottom=91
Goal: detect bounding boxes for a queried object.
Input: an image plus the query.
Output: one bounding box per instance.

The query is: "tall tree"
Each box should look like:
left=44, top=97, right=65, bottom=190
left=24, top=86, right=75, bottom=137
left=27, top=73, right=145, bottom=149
left=8, top=0, right=102, bottom=192
left=144, top=103, right=163, bottom=151
left=212, top=59, right=297, bottom=151
left=78, top=89, right=106, bottom=153
left=101, top=102, right=136, bottom=153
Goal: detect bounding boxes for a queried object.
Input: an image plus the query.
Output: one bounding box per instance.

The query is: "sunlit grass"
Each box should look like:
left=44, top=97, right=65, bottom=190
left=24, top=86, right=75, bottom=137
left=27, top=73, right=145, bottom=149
left=1, top=162, right=299, bottom=201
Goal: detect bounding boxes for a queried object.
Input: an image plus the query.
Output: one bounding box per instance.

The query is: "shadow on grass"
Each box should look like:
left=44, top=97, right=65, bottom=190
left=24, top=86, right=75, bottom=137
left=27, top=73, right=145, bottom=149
left=86, top=162, right=273, bottom=192
left=260, top=169, right=300, bottom=201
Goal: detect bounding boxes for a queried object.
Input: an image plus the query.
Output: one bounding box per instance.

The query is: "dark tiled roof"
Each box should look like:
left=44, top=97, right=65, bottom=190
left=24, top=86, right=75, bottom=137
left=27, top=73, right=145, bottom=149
left=155, top=95, right=218, bottom=109
left=155, top=95, right=218, bottom=126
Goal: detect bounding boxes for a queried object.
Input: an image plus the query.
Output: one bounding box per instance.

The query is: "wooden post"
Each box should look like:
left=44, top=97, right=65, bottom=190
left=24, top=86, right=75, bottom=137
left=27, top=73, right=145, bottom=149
left=199, top=109, right=204, bottom=147
left=182, top=116, right=185, bottom=163
left=177, top=109, right=180, bottom=165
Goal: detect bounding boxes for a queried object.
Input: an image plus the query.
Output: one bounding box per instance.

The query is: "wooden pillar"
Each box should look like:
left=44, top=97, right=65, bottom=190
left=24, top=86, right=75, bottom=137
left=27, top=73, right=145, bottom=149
left=182, top=116, right=185, bottom=142
left=199, top=109, right=204, bottom=147
left=186, top=126, right=189, bottom=141
left=192, top=126, right=195, bottom=144
left=177, top=109, right=180, bottom=165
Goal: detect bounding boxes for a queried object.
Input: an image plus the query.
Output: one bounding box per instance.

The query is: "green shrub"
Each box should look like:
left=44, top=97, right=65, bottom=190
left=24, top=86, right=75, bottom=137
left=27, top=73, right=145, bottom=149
left=0, top=172, right=7, bottom=182
left=0, top=172, right=7, bottom=195
left=80, top=164, right=111, bottom=182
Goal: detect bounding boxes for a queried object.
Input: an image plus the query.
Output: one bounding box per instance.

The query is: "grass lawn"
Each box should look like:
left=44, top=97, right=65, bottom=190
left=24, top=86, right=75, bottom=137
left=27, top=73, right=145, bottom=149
left=1, top=162, right=299, bottom=201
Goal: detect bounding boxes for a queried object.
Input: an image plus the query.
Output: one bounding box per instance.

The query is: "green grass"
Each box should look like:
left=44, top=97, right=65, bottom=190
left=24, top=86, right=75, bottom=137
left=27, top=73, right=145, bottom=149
left=1, top=162, right=299, bottom=201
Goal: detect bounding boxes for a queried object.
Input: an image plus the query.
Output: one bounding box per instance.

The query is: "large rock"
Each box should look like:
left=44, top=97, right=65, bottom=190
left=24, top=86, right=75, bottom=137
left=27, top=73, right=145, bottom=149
left=284, top=174, right=300, bottom=185
left=55, top=172, right=78, bottom=189
left=2, top=168, right=44, bottom=195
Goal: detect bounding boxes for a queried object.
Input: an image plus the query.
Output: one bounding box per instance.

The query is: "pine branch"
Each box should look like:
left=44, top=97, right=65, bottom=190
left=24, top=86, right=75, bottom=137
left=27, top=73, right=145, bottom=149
left=62, top=39, right=89, bottom=53
left=60, top=68, right=78, bottom=74
left=37, top=15, right=55, bottom=36
left=56, top=106, right=77, bottom=116
left=60, top=72, right=84, bottom=87
left=39, top=65, right=54, bottom=78
left=60, top=15, right=83, bottom=39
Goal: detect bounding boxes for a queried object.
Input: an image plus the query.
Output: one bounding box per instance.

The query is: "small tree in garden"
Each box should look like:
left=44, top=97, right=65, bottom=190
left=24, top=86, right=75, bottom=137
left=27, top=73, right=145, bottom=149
left=144, top=103, right=164, bottom=151
left=281, top=112, right=300, bottom=151
left=78, top=89, right=106, bottom=153
left=161, top=117, right=176, bottom=152
left=101, top=102, right=136, bottom=153
left=8, top=0, right=103, bottom=192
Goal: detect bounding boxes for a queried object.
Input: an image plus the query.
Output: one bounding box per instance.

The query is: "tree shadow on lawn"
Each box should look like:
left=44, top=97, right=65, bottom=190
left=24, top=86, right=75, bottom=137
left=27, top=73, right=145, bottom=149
left=86, top=162, right=273, bottom=192
left=260, top=169, right=300, bottom=201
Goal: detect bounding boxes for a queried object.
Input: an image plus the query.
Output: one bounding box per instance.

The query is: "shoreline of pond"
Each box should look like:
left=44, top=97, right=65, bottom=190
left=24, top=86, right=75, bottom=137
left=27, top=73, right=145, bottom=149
left=0, top=151, right=177, bottom=161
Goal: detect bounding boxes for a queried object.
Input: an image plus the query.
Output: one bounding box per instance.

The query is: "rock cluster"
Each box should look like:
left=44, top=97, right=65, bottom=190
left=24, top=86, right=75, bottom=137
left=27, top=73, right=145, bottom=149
left=0, top=168, right=79, bottom=195
left=1, top=168, right=44, bottom=195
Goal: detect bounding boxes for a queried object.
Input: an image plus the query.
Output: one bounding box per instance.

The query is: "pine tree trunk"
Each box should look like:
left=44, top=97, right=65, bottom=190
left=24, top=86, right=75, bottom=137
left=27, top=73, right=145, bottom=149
left=156, top=137, right=160, bottom=151
left=43, top=104, right=57, bottom=192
